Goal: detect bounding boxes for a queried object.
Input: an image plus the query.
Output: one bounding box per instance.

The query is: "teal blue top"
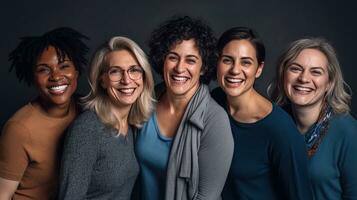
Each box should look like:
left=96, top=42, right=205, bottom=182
left=307, top=113, right=357, bottom=200
left=135, top=113, right=173, bottom=200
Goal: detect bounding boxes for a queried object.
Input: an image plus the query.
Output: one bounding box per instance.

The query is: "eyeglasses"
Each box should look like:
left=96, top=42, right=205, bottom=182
left=107, top=66, right=144, bottom=81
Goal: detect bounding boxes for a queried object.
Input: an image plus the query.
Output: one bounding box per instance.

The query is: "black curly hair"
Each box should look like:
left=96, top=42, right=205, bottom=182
left=8, top=27, right=89, bottom=86
left=148, top=16, right=217, bottom=84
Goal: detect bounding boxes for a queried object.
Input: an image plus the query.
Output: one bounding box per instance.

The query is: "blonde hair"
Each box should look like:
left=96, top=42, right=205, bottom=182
left=82, top=36, right=155, bottom=132
left=269, top=37, right=351, bottom=114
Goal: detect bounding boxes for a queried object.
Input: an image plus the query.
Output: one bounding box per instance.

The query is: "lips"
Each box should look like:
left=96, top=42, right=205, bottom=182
left=48, top=84, right=68, bottom=95
left=117, top=88, right=136, bottom=95
left=224, top=77, right=244, bottom=87
left=293, top=85, right=313, bottom=94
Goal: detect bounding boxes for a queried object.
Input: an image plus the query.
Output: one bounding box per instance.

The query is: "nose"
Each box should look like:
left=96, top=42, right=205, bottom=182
left=297, top=70, right=310, bottom=83
left=174, top=59, right=185, bottom=73
left=49, top=69, right=64, bottom=81
left=120, top=70, right=131, bottom=84
left=230, top=62, right=241, bottom=75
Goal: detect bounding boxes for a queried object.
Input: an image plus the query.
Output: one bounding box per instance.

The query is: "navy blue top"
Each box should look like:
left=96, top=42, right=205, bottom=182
left=307, top=113, right=357, bottom=200
left=135, top=112, right=173, bottom=200
left=212, top=88, right=312, bottom=200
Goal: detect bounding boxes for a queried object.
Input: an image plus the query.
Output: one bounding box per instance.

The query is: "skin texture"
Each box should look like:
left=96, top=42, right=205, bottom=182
left=101, top=50, right=144, bottom=133
left=217, top=39, right=271, bottom=123
left=157, top=39, right=203, bottom=138
left=0, top=178, right=19, bottom=200
left=33, top=46, right=78, bottom=110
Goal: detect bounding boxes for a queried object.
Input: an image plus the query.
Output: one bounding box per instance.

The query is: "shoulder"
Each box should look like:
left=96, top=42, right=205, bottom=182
left=264, top=105, right=303, bottom=142
left=210, top=87, right=227, bottom=108
left=330, top=113, right=357, bottom=140
left=67, top=110, right=104, bottom=138
left=1, top=104, right=34, bottom=138
left=205, top=96, right=229, bottom=122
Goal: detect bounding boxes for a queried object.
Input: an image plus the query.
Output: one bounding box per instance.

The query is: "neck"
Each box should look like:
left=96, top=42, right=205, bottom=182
left=36, top=98, right=73, bottom=118
left=110, top=103, right=131, bottom=135
left=161, top=85, right=199, bottom=114
left=291, top=103, right=324, bottom=134
left=227, top=89, right=270, bottom=123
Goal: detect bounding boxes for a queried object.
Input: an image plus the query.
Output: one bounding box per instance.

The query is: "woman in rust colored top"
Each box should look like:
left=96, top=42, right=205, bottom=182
left=0, top=27, right=88, bottom=199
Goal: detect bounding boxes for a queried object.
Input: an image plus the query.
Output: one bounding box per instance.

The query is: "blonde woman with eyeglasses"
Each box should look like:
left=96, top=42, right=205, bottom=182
left=58, top=36, right=154, bottom=199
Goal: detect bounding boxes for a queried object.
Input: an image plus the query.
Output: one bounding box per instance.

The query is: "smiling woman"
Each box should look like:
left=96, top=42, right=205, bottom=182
left=270, top=38, right=357, bottom=200
left=211, top=27, right=313, bottom=200
left=0, top=27, right=89, bottom=199
left=57, top=36, right=154, bottom=200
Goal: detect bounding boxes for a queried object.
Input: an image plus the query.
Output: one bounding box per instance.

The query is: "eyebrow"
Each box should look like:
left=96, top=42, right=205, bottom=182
left=221, top=55, right=254, bottom=61
left=290, top=62, right=325, bottom=71
left=167, top=52, right=200, bottom=60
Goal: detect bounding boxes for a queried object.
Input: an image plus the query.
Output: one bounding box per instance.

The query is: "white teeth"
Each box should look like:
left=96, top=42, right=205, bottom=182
left=294, top=86, right=312, bottom=92
left=226, top=78, right=243, bottom=83
left=172, top=75, right=188, bottom=82
left=119, top=88, right=135, bottom=94
left=49, top=85, right=68, bottom=91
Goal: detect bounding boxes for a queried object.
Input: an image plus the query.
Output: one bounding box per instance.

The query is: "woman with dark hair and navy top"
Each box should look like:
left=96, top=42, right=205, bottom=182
left=135, top=16, right=234, bottom=200
left=269, top=38, right=357, bottom=200
left=211, top=27, right=313, bottom=200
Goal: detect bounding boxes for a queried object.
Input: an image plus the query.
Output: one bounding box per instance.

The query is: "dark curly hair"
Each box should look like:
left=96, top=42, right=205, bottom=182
left=217, top=27, right=265, bottom=64
left=148, top=16, right=217, bottom=84
left=8, top=27, right=89, bottom=86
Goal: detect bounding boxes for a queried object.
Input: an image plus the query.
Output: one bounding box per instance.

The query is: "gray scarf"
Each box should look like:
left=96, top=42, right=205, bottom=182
left=165, top=84, right=211, bottom=200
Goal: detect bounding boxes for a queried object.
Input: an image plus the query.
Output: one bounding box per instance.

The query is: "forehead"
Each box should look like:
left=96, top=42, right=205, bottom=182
left=36, top=46, right=67, bottom=64
left=169, top=39, right=200, bottom=56
left=293, top=49, right=328, bottom=68
left=222, top=39, right=256, bottom=56
left=106, top=49, right=138, bottom=66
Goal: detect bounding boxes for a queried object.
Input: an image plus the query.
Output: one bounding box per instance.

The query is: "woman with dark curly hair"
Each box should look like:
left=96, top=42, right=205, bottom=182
left=212, top=27, right=312, bottom=200
left=0, top=27, right=88, bottom=199
left=135, top=16, right=234, bottom=200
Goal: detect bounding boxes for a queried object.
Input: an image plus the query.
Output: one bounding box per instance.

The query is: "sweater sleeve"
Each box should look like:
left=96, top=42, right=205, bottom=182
left=0, top=121, right=30, bottom=181
left=194, top=104, right=234, bottom=200
left=58, top=112, right=100, bottom=200
left=340, top=117, right=357, bottom=200
left=270, top=120, right=313, bottom=200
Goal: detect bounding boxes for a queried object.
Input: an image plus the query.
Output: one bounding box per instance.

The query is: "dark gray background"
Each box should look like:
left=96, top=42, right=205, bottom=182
left=1, top=0, right=356, bottom=128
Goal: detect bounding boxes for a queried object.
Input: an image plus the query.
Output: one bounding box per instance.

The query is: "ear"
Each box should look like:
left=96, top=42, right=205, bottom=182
left=255, top=62, right=264, bottom=78
left=200, top=66, right=206, bottom=76
left=100, top=74, right=107, bottom=89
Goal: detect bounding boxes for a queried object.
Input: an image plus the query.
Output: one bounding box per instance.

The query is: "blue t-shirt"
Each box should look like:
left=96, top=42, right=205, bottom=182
left=135, top=112, right=173, bottom=200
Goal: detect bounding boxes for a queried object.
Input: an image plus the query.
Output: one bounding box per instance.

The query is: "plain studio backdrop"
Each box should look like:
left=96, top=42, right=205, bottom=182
left=1, top=0, right=356, bottom=129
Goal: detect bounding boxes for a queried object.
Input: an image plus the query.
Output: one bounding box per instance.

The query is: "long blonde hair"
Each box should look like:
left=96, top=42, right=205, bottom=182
left=269, top=37, right=351, bottom=114
left=82, top=36, right=155, bottom=132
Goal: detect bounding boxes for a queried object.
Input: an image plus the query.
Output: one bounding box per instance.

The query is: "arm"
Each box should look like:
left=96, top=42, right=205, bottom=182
left=195, top=108, right=234, bottom=200
left=58, top=113, right=99, bottom=200
left=0, top=178, right=19, bottom=200
left=0, top=121, right=30, bottom=199
left=270, top=125, right=313, bottom=200
left=340, top=118, right=357, bottom=200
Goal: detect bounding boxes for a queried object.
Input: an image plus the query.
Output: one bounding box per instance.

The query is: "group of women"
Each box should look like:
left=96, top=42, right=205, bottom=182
left=0, top=16, right=356, bottom=200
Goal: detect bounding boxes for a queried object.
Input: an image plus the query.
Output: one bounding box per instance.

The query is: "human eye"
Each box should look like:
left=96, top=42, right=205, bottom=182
left=108, top=67, right=121, bottom=75
left=35, top=65, right=50, bottom=74
left=221, top=57, right=233, bottom=65
left=311, top=69, right=323, bottom=76
left=288, top=65, right=302, bottom=73
left=167, top=55, right=178, bottom=62
left=241, top=60, right=252, bottom=66
left=186, top=58, right=196, bottom=65
left=129, top=66, right=143, bottom=74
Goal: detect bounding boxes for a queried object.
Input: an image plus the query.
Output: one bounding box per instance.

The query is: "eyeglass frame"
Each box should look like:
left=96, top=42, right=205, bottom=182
left=106, top=65, right=144, bottom=82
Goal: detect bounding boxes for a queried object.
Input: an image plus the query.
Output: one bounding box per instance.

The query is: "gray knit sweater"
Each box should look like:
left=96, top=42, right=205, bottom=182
left=58, top=110, right=139, bottom=200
